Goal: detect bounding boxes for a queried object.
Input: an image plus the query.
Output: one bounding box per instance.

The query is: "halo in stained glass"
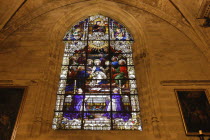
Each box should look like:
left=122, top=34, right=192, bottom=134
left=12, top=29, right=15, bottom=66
left=53, top=15, right=142, bottom=130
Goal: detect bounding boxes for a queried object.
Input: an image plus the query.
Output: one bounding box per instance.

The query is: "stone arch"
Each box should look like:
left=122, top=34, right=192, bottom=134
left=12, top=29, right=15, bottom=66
left=0, top=0, right=209, bottom=60
left=44, top=2, right=158, bottom=136
left=49, top=1, right=147, bottom=55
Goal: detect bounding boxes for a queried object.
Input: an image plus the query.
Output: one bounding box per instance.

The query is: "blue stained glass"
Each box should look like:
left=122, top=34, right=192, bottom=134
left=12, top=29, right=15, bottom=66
left=110, top=27, right=133, bottom=41
left=63, top=19, right=88, bottom=41
left=109, top=19, right=133, bottom=41
left=53, top=15, right=142, bottom=130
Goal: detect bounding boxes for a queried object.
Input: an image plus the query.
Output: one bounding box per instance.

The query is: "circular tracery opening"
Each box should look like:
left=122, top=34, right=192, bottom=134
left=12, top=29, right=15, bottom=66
left=53, top=15, right=142, bottom=130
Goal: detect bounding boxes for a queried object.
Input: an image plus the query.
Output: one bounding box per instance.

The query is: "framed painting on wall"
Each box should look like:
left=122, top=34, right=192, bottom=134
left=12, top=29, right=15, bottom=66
left=0, top=87, right=26, bottom=140
left=175, top=89, right=210, bottom=135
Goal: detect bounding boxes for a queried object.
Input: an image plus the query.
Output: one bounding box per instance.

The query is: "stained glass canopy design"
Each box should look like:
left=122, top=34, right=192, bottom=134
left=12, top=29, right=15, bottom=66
left=53, top=15, right=142, bottom=130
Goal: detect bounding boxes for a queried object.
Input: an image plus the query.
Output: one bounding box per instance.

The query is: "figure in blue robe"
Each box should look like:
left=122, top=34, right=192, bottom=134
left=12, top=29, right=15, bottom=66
left=65, top=66, right=90, bottom=91
left=76, top=66, right=90, bottom=88
left=111, top=57, right=119, bottom=68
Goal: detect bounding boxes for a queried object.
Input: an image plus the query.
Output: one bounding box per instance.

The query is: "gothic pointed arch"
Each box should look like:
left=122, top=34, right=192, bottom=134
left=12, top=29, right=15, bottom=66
left=53, top=15, right=142, bottom=130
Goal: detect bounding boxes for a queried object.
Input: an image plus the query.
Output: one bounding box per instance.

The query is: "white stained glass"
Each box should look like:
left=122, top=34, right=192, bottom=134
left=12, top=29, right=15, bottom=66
left=129, top=80, right=137, bottom=89
left=88, top=32, right=109, bottom=40
left=89, top=15, right=108, bottom=23
left=128, top=66, right=136, bottom=79
left=60, top=66, right=68, bottom=79
left=110, top=41, right=132, bottom=53
left=131, top=95, right=140, bottom=111
left=65, top=41, right=87, bottom=53
left=62, top=56, right=69, bottom=65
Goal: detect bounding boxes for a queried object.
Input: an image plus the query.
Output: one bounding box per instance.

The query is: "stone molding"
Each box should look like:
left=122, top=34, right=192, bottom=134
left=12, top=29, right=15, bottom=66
left=0, top=79, right=38, bottom=86
left=161, top=80, right=210, bottom=86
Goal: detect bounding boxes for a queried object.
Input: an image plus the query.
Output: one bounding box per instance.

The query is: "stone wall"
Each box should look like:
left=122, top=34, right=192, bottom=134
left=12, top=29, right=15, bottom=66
left=0, top=0, right=209, bottom=140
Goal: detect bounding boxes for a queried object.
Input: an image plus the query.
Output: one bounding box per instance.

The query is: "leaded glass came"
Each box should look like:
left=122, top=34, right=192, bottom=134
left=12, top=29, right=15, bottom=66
left=53, top=15, right=142, bottom=130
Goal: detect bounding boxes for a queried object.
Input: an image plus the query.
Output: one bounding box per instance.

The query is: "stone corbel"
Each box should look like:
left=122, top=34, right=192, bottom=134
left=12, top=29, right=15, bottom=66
left=151, top=116, right=161, bottom=138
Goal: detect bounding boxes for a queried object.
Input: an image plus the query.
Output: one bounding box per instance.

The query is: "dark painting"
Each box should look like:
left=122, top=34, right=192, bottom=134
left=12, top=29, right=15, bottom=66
left=0, top=88, right=25, bottom=140
left=176, top=90, right=210, bottom=135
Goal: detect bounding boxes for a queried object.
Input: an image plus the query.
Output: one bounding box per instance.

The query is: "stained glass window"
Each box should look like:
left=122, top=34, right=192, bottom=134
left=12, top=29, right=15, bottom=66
left=53, top=15, right=142, bottom=130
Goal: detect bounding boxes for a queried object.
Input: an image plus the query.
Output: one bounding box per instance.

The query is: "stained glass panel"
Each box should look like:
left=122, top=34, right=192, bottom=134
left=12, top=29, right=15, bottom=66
left=64, top=41, right=87, bottom=53
left=63, top=19, right=88, bottom=41
left=109, top=19, right=133, bottom=41
left=53, top=15, right=142, bottom=130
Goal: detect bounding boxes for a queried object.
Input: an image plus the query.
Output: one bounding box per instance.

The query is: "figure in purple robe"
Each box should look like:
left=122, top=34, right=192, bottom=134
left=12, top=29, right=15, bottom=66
left=64, top=88, right=89, bottom=120
left=103, top=88, right=131, bottom=121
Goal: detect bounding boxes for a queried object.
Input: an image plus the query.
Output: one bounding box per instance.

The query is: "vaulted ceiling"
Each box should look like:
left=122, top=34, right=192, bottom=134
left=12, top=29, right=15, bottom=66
left=0, top=0, right=209, bottom=48
left=0, top=0, right=204, bottom=29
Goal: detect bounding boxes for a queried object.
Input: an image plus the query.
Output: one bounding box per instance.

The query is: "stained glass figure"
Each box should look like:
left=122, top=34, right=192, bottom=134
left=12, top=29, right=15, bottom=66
left=63, top=19, right=88, bottom=41
left=53, top=15, right=142, bottom=130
